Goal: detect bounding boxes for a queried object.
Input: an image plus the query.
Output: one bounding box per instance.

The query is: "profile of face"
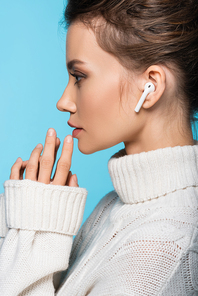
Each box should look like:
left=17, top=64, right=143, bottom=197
left=56, top=21, right=145, bottom=154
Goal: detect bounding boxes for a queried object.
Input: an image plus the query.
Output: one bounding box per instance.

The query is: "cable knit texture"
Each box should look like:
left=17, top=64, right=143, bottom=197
left=0, top=144, right=198, bottom=295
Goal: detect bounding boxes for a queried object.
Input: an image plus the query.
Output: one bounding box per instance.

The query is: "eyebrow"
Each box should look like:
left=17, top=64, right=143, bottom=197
left=67, top=59, right=87, bottom=70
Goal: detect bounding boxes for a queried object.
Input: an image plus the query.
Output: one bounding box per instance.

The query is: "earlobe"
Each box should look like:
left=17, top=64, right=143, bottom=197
left=140, top=65, right=166, bottom=111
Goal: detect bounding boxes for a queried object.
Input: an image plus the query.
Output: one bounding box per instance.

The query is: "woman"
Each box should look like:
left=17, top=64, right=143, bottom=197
left=0, top=0, right=198, bottom=295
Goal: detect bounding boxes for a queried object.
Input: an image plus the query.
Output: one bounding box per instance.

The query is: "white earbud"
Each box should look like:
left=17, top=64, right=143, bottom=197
left=134, top=82, right=155, bottom=113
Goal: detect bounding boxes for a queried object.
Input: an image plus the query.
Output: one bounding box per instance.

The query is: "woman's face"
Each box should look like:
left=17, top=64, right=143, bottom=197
left=57, top=21, right=142, bottom=154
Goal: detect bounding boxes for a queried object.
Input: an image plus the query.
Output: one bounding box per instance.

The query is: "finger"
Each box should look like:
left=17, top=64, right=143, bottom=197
left=47, top=137, right=61, bottom=181
left=65, top=171, right=72, bottom=186
left=19, top=160, right=28, bottom=180
left=68, top=174, right=79, bottom=187
left=25, top=144, right=43, bottom=181
left=53, top=137, right=61, bottom=169
left=50, top=137, right=61, bottom=182
left=55, top=137, right=61, bottom=156
left=10, top=157, right=23, bottom=180
left=38, top=128, right=57, bottom=184
left=53, top=135, right=73, bottom=186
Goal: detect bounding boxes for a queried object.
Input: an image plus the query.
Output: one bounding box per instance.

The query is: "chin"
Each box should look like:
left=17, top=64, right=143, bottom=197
left=78, top=142, right=99, bottom=155
left=77, top=139, right=118, bottom=155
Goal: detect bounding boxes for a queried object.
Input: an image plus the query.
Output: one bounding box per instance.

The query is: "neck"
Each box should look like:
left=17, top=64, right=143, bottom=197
left=124, top=115, right=194, bottom=155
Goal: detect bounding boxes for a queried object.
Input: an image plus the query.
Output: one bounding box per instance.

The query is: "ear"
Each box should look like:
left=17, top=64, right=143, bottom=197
left=140, top=65, right=166, bottom=110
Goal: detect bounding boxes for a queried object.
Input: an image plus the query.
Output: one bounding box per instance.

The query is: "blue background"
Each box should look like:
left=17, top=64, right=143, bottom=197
left=1, top=1, right=197, bottom=225
left=0, top=0, right=123, bottom=224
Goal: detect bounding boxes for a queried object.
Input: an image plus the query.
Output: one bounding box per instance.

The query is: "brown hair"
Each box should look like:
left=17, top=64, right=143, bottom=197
left=64, top=0, right=198, bottom=134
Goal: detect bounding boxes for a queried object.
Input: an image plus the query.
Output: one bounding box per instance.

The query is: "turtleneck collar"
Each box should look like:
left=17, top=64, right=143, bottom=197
left=108, top=141, right=198, bottom=205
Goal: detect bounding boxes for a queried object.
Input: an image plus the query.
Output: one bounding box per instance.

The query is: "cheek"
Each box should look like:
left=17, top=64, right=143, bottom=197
left=80, top=76, right=121, bottom=123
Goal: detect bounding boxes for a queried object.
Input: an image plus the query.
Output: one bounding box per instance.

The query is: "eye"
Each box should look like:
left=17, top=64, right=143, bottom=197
left=69, top=72, right=84, bottom=85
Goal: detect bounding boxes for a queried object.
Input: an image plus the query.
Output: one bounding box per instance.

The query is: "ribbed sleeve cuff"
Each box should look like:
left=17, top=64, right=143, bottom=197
left=0, top=194, right=8, bottom=237
left=4, top=179, right=88, bottom=236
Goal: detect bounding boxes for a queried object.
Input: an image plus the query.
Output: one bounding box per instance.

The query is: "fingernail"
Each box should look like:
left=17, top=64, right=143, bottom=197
left=48, top=128, right=55, bottom=136
left=16, top=157, right=21, bottom=163
left=36, top=144, right=42, bottom=149
left=65, top=135, right=72, bottom=143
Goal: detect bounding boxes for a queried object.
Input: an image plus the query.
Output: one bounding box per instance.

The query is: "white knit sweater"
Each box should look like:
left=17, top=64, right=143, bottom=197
left=0, top=144, right=198, bottom=295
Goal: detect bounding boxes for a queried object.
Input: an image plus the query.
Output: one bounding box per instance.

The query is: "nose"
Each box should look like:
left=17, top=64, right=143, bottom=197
left=56, top=86, right=77, bottom=113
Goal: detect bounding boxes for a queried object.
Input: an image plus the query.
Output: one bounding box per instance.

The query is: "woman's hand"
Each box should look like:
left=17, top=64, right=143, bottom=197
left=10, top=128, right=79, bottom=187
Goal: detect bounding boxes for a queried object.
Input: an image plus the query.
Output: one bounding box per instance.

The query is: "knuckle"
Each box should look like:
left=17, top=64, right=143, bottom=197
left=63, top=144, right=72, bottom=153
left=58, top=161, right=70, bottom=173
left=41, top=157, right=53, bottom=169
left=10, top=169, right=15, bottom=178
left=11, top=164, right=16, bottom=172
left=10, top=173, right=16, bottom=179
left=45, top=137, right=55, bottom=145
left=11, top=163, right=18, bottom=173
left=26, top=163, right=37, bottom=173
left=10, top=164, right=19, bottom=179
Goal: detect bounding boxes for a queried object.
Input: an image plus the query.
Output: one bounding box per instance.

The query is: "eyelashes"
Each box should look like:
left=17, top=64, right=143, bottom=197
left=69, top=72, right=84, bottom=86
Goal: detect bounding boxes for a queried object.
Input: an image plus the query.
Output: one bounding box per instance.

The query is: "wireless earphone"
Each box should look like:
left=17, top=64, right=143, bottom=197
left=134, top=82, right=155, bottom=113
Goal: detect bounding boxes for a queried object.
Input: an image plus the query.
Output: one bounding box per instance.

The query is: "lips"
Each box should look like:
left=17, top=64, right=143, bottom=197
left=67, top=121, right=82, bottom=129
left=67, top=121, right=83, bottom=138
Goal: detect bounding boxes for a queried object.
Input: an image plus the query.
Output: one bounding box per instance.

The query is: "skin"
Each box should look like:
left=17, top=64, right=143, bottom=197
left=10, top=20, right=194, bottom=187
